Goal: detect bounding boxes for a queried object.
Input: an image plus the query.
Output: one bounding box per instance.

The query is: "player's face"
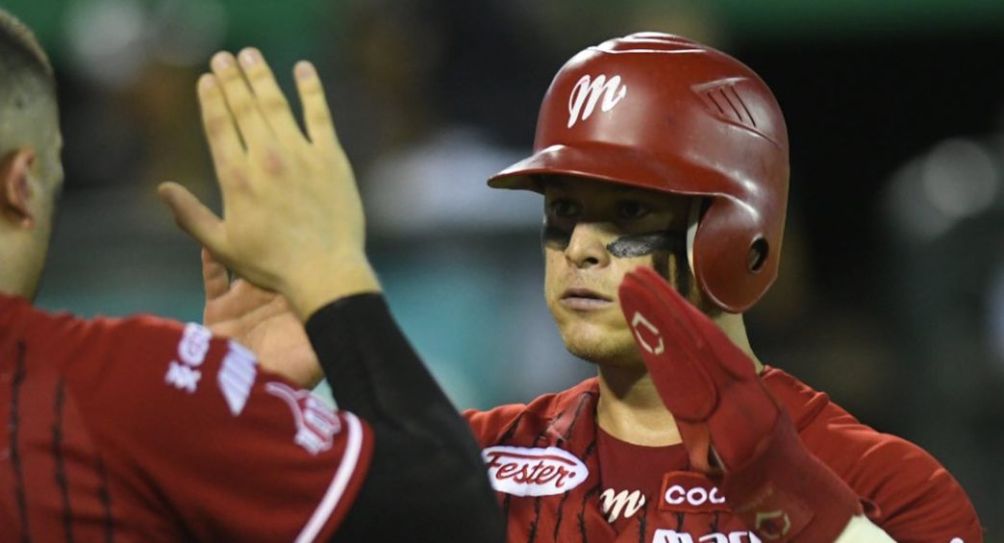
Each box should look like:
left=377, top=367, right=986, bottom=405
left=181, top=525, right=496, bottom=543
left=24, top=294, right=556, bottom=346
left=542, top=177, right=696, bottom=368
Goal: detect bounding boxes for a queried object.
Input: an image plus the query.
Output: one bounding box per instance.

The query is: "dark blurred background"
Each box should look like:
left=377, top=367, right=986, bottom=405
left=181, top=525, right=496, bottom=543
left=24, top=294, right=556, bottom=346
left=4, top=0, right=1003, bottom=533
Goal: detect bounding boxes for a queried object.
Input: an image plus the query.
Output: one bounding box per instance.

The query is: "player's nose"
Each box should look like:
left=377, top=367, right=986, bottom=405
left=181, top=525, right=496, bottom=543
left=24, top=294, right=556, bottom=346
left=565, top=222, right=611, bottom=269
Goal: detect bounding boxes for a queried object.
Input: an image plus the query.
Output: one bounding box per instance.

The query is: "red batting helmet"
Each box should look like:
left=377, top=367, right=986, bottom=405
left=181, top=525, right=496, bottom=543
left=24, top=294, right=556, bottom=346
left=489, top=32, right=789, bottom=313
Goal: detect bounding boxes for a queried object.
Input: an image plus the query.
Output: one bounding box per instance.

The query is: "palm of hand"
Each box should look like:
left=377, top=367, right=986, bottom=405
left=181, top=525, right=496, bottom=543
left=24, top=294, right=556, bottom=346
left=204, top=277, right=322, bottom=389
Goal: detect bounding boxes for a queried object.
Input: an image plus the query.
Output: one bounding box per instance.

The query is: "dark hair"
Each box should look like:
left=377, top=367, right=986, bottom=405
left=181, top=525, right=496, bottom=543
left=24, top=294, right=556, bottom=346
left=0, top=9, right=56, bottom=113
left=0, top=9, right=57, bottom=164
left=0, top=9, right=52, bottom=79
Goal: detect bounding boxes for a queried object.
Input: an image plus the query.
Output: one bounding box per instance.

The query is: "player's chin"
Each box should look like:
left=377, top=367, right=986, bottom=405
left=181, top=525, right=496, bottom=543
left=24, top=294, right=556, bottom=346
left=564, top=339, right=642, bottom=368
left=558, top=321, right=639, bottom=366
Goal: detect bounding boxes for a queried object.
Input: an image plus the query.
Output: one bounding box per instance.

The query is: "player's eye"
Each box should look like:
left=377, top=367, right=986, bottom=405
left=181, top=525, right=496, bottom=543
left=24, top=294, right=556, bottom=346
left=548, top=198, right=580, bottom=218
left=617, top=200, right=651, bottom=220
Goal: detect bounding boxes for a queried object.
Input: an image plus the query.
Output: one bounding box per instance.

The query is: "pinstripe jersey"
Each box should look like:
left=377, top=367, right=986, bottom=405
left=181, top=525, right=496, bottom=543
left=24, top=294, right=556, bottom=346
left=0, top=294, right=373, bottom=542
left=465, top=370, right=982, bottom=543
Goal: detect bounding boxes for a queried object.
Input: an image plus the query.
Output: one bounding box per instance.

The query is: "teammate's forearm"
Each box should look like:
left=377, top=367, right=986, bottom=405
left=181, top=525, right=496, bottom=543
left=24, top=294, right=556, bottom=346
left=303, top=292, right=452, bottom=424
left=304, top=292, right=504, bottom=542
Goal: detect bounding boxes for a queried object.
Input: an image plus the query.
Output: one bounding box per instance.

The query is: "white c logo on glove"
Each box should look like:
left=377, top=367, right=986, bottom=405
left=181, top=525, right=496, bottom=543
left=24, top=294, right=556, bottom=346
left=631, top=311, right=664, bottom=355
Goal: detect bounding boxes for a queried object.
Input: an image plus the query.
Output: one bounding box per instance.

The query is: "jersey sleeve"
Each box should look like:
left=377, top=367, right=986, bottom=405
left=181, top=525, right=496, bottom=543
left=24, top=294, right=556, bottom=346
left=72, top=316, right=373, bottom=542
left=765, top=371, right=983, bottom=543
left=463, top=403, right=527, bottom=447
left=839, top=433, right=982, bottom=543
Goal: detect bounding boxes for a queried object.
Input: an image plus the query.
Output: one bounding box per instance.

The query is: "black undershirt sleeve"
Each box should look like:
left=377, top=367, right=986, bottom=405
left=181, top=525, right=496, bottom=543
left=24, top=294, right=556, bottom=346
left=304, top=293, right=503, bottom=543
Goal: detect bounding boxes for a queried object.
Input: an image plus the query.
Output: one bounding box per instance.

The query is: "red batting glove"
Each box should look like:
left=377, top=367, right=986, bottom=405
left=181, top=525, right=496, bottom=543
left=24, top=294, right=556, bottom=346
left=618, top=266, right=862, bottom=541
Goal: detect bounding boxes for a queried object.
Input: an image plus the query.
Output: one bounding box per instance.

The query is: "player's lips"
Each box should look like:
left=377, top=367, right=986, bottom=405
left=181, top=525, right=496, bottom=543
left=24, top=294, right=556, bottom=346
left=559, top=288, right=613, bottom=310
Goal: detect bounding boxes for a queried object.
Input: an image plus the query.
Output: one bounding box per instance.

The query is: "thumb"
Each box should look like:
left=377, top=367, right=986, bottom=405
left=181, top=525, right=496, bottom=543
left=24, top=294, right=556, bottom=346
left=201, top=247, right=231, bottom=301
left=157, top=182, right=227, bottom=256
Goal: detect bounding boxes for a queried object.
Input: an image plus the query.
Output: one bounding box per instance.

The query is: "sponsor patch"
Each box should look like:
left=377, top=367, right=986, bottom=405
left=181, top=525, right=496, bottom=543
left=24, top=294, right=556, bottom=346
left=658, top=471, right=728, bottom=514
left=218, top=341, right=257, bottom=416
left=482, top=445, right=588, bottom=496
left=266, top=382, right=341, bottom=455
left=652, top=529, right=761, bottom=543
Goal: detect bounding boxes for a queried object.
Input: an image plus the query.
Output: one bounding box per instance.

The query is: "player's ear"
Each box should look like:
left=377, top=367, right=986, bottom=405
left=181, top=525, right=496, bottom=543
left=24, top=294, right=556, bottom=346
left=0, top=147, right=37, bottom=228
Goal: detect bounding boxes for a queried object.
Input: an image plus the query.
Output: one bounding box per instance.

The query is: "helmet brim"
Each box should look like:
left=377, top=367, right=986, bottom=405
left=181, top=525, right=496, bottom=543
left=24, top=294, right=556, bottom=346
left=487, top=143, right=706, bottom=197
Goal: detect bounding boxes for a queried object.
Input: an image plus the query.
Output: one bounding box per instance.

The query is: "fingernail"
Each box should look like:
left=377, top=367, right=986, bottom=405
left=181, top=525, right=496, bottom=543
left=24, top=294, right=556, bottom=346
left=198, top=74, right=216, bottom=91
left=212, top=52, right=233, bottom=70
left=239, top=48, right=260, bottom=67
left=295, top=61, right=315, bottom=79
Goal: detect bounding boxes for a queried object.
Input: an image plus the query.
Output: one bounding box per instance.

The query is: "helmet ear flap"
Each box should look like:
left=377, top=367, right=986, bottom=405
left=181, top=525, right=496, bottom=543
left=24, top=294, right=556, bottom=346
left=685, top=198, right=704, bottom=275
left=692, top=196, right=779, bottom=313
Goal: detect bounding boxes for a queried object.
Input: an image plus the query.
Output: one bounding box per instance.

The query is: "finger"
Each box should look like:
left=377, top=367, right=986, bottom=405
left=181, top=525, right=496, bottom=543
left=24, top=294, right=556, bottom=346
left=294, top=61, right=338, bottom=148
left=157, top=182, right=227, bottom=256
left=619, top=270, right=719, bottom=472
left=202, top=247, right=230, bottom=301
left=237, top=48, right=302, bottom=140
left=634, top=266, right=755, bottom=380
left=631, top=266, right=701, bottom=342
left=211, top=51, right=272, bottom=148
left=197, top=73, right=246, bottom=180
left=618, top=270, right=717, bottom=421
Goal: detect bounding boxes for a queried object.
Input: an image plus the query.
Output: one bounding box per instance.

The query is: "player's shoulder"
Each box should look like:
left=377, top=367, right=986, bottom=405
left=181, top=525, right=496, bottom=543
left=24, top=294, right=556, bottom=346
left=464, top=378, right=600, bottom=445
left=764, top=366, right=948, bottom=469
left=763, top=366, right=982, bottom=540
left=1, top=294, right=223, bottom=389
left=1, top=292, right=191, bottom=349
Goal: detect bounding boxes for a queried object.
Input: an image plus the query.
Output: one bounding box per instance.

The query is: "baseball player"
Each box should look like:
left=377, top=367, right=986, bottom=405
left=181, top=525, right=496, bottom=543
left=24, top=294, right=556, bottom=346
left=463, top=33, right=982, bottom=542
left=189, top=33, right=984, bottom=542
left=0, top=9, right=501, bottom=542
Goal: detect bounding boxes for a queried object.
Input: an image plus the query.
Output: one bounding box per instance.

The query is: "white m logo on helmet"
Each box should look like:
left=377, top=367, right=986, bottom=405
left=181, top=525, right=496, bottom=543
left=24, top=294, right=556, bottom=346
left=567, top=74, right=627, bottom=128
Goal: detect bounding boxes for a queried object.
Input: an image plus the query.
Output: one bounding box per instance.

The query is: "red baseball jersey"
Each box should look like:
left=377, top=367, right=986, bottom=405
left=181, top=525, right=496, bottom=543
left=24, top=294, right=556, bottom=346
left=0, top=294, right=373, bottom=542
left=466, top=368, right=982, bottom=542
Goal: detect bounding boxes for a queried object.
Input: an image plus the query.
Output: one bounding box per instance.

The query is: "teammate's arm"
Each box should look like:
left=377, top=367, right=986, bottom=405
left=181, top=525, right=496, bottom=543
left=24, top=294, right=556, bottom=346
left=159, top=48, right=502, bottom=541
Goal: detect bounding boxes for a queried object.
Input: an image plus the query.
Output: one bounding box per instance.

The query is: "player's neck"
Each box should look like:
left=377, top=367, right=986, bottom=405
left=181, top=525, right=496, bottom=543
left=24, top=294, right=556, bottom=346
left=0, top=237, right=41, bottom=300
left=714, top=311, right=764, bottom=373
left=596, top=365, right=683, bottom=447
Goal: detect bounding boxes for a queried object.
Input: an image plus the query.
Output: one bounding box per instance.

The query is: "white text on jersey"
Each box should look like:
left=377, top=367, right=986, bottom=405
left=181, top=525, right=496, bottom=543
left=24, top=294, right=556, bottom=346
left=600, top=488, right=646, bottom=522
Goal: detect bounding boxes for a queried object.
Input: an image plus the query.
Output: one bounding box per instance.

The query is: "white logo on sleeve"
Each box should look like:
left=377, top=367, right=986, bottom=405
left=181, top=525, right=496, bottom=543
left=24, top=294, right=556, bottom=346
left=567, top=74, right=627, bottom=128
left=218, top=341, right=257, bottom=416
left=482, top=446, right=588, bottom=496
left=165, top=322, right=212, bottom=393
left=266, top=382, right=341, bottom=455
left=178, top=323, right=212, bottom=366
left=165, top=362, right=201, bottom=393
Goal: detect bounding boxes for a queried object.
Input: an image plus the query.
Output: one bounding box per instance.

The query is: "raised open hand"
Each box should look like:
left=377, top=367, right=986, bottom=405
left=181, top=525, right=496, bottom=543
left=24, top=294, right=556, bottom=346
left=158, top=48, right=378, bottom=319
